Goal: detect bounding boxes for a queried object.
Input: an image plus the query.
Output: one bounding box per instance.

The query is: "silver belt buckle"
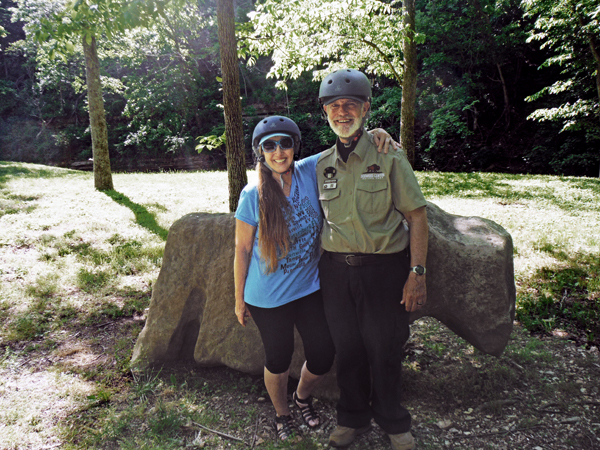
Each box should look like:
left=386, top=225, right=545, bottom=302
left=345, top=254, right=356, bottom=265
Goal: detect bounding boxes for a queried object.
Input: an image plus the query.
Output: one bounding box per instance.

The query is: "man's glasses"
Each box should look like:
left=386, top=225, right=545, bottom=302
left=261, top=137, right=294, bottom=153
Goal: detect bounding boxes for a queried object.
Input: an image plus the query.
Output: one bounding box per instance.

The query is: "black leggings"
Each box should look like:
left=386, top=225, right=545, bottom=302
left=246, top=290, right=335, bottom=376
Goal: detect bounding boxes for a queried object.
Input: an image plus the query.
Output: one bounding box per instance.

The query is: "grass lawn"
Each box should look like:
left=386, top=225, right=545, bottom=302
left=0, top=161, right=599, bottom=449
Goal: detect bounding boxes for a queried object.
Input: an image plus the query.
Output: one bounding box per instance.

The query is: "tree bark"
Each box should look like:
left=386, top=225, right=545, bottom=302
left=576, top=10, right=600, bottom=177
left=497, top=63, right=510, bottom=128
left=82, top=35, right=113, bottom=191
left=217, top=0, right=248, bottom=212
left=586, top=33, right=600, bottom=177
left=400, top=0, right=418, bottom=167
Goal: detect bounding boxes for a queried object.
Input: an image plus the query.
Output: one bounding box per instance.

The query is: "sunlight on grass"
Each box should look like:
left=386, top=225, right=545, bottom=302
left=0, top=165, right=253, bottom=341
left=419, top=173, right=600, bottom=277
left=1, top=162, right=599, bottom=449
left=0, top=356, right=95, bottom=450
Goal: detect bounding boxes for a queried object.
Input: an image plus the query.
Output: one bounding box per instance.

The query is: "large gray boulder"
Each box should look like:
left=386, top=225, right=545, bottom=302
left=410, top=202, right=516, bottom=354
left=131, top=202, right=515, bottom=396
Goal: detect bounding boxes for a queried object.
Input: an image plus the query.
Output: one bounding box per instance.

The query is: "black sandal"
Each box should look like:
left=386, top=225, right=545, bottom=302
left=293, top=391, right=320, bottom=428
left=275, top=414, right=298, bottom=441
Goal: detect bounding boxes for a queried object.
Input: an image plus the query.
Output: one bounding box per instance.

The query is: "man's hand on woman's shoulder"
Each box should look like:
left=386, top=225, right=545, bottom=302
left=368, top=128, right=401, bottom=154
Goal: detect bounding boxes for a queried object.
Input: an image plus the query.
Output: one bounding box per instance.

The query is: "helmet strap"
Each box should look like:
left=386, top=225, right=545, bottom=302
left=260, top=158, right=295, bottom=177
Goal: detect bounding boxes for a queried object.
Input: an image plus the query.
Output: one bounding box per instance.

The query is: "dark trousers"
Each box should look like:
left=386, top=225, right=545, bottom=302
left=246, top=290, right=335, bottom=376
left=319, top=251, right=412, bottom=434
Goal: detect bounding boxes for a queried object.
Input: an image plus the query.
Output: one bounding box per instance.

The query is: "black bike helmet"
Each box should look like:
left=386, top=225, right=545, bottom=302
left=319, top=69, right=372, bottom=108
left=252, top=116, right=301, bottom=160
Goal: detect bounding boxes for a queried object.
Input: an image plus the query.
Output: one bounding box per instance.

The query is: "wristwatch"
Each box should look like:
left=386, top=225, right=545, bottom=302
left=410, top=265, right=426, bottom=275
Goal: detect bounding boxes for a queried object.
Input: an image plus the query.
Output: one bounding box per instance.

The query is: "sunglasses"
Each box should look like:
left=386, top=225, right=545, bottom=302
left=261, top=137, right=295, bottom=153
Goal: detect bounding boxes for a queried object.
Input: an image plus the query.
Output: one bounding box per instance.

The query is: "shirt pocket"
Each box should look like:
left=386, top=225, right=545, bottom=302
left=356, top=179, right=389, bottom=214
left=319, top=189, right=342, bottom=221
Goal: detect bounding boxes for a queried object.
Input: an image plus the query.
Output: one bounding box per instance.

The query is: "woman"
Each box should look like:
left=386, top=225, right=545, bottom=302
left=234, top=116, right=396, bottom=441
left=235, top=116, right=330, bottom=441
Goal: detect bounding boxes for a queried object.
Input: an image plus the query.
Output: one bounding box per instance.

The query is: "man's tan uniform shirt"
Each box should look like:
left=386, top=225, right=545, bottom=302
left=317, top=132, right=427, bottom=254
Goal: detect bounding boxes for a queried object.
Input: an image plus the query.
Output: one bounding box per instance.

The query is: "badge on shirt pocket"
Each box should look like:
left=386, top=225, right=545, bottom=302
left=323, top=179, right=337, bottom=190
left=323, top=167, right=337, bottom=189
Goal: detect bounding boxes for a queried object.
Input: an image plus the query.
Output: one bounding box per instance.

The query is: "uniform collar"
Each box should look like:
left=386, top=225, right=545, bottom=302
left=331, top=128, right=373, bottom=163
left=349, top=129, right=374, bottom=162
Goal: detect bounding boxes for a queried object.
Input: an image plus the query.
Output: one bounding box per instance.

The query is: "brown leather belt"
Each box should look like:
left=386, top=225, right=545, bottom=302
left=325, top=251, right=406, bottom=266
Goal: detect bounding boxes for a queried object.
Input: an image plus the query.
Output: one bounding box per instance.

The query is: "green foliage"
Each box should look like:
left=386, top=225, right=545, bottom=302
left=132, top=370, right=163, bottom=401
left=9, top=0, right=228, bottom=161
left=425, top=84, right=477, bottom=151
left=370, top=85, right=402, bottom=131
left=195, top=131, right=226, bottom=153
left=0, top=79, right=17, bottom=115
left=517, top=251, right=600, bottom=345
left=76, top=267, right=111, bottom=292
left=522, top=0, right=600, bottom=141
left=148, top=402, right=186, bottom=437
left=99, top=294, right=150, bottom=319
left=509, top=338, right=553, bottom=367
left=0, top=118, right=70, bottom=164
left=239, top=0, right=411, bottom=84
left=31, top=0, right=181, bottom=56
left=3, top=0, right=600, bottom=176
left=86, top=388, right=112, bottom=407
left=9, top=314, right=49, bottom=341
left=414, top=0, right=533, bottom=171
left=25, top=274, right=58, bottom=299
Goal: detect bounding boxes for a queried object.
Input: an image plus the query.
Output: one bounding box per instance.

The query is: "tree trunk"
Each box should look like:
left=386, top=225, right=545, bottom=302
left=497, top=63, right=511, bottom=128
left=587, top=39, right=600, bottom=177
left=577, top=13, right=600, bottom=176
left=400, top=0, right=418, bottom=167
left=217, top=0, right=248, bottom=212
left=82, top=35, right=113, bottom=191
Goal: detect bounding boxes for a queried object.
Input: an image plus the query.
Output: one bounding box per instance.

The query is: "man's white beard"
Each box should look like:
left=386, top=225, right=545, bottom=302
left=327, top=116, right=362, bottom=139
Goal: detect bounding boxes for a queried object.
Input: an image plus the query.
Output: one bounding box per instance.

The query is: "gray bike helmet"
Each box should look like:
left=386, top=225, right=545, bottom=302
left=252, top=116, right=301, bottom=160
left=319, top=69, right=372, bottom=109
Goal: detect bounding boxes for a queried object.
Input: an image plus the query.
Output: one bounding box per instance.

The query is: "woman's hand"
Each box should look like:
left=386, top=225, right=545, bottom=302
left=368, top=128, right=401, bottom=154
left=235, top=301, right=252, bottom=327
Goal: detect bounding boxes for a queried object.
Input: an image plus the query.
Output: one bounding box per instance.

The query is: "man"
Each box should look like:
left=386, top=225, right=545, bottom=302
left=316, top=69, right=428, bottom=450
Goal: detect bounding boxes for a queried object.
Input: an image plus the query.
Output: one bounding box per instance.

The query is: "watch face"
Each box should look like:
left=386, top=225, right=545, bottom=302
left=412, top=265, right=425, bottom=275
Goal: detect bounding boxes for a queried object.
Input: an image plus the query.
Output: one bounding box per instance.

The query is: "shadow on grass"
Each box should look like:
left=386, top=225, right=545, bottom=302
left=0, top=162, right=74, bottom=216
left=103, top=190, right=169, bottom=241
left=516, top=249, right=600, bottom=346
left=418, top=172, right=600, bottom=212
left=0, top=161, right=76, bottom=189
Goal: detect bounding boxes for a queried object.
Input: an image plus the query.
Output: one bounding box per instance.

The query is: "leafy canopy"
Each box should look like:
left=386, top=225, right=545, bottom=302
left=239, top=0, right=425, bottom=86
left=30, top=0, right=180, bottom=58
left=522, top=0, right=600, bottom=133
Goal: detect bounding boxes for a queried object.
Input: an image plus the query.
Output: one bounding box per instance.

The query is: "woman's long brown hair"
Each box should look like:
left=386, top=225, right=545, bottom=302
left=257, top=161, right=291, bottom=273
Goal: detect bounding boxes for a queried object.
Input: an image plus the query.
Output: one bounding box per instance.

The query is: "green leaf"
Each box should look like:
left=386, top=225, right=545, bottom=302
left=240, top=0, right=405, bottom=84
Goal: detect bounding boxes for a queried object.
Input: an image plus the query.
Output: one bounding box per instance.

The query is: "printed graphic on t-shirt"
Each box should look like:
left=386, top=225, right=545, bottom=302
left=279, top=184, right=320, bottom=274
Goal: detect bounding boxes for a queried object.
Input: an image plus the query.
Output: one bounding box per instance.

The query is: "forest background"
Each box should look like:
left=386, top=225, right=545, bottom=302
left=0, top=0, right=599, bottom=178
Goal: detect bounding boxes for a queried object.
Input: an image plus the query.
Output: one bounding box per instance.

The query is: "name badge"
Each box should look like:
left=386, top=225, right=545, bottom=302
left=323, top=179, right=337, bottom=190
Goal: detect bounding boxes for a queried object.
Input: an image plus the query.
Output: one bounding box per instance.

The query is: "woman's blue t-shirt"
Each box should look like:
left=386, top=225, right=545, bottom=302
left=235, top=154, right=321, bottom=308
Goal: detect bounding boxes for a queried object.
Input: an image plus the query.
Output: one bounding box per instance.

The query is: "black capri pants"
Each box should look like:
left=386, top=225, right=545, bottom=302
left=246, top=290, right=335, bottom=376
